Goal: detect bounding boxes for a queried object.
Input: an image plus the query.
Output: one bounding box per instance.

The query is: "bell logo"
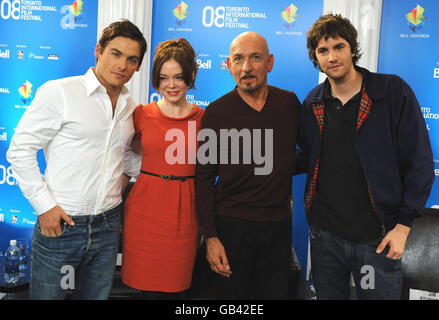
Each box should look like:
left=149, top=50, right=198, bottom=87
left=197, top=59, right=212, bottom=70
left=0, top=49, right=10, bottom=59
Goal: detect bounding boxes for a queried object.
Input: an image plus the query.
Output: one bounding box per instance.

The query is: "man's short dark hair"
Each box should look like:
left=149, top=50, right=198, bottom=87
left=306, top=14, right=362, bottom=69
left=98, top=19, right=147, bottom=66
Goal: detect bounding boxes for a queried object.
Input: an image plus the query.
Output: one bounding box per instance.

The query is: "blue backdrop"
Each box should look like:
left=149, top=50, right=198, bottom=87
left=378, top=0, right=439, bottom=208
left=0, top=0, right=98, bottom=280
left=3, top=0, right=435, bottom=287
left=149, top=0, right=324, bottom=276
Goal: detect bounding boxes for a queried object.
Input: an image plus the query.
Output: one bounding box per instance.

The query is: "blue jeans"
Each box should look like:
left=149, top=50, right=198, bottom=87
left=309, top=225, right=402, bottom=300
left=29, top=204, right=121, bottom=300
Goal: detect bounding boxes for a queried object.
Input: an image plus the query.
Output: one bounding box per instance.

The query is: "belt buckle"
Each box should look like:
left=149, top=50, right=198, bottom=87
left=162, top=174, right=172, bottom=180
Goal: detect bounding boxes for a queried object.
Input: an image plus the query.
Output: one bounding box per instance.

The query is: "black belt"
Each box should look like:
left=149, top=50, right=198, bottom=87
left=140, top=170, right=195, bottom=182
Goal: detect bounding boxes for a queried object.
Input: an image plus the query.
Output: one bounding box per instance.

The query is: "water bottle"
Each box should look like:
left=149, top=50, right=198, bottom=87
left=17, top=239, right=28, bottom=284
left=4, top=240, right=20, bottom=287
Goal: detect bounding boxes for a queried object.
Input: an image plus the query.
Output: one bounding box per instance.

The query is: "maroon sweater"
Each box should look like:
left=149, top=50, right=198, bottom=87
left=195, top=86, right=300, bottom=238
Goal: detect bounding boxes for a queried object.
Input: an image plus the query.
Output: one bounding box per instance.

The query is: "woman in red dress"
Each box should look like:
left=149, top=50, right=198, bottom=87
left=121, top=38, right=204, bottom=299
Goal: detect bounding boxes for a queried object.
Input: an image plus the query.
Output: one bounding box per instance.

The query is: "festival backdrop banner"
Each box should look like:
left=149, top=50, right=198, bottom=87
left=378, top=0, right=439, bottom=208
left=0, top=0, right=98, bottom=282
left=149, top=0, right=323, bottom=274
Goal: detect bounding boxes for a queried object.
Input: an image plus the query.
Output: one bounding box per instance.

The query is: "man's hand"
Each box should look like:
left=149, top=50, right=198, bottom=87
left=376, top=224, right=411, bottom=259
left=122, top=174, right=131, bottom=193
left=131, top=137, right=142, bottom=155
left=206, top=237, right=232, bottom=277
left=38, top=205, right=75, bottom=237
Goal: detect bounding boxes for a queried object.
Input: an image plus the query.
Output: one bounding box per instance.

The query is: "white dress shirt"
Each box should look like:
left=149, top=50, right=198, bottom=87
left=7, top=68, right=141, bottom=216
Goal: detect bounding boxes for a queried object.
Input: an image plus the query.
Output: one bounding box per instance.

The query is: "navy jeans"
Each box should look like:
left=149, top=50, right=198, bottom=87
left=29, top=204, right=121, bottom=300
left=309, top=225, right=402, bottom=300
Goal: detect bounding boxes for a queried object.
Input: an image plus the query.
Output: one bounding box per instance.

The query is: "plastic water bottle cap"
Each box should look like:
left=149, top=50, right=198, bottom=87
left=10, top=240, right=17, bottom=246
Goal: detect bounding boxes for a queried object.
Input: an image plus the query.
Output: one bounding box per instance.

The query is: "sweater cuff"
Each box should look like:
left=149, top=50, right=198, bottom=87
left=396, top=211, right=415, bottom=228
left=202, top=227, right=218, bottom=239
left=201, top=220, right=218, bottom=239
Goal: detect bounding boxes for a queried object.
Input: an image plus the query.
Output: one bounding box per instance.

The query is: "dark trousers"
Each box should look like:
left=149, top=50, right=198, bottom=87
left=140, top=290, right=187, bottom=300
left=215, top=215, right=292, bottom=299
left=309, top=225, right=402, bottom=300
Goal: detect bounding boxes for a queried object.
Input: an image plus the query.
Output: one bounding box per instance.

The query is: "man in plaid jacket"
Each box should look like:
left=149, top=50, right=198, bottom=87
left=298, top=14, right=434, bottom=300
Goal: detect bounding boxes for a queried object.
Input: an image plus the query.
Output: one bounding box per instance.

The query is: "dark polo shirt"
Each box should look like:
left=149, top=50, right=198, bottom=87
left=308, top=82, right=383, bottom=244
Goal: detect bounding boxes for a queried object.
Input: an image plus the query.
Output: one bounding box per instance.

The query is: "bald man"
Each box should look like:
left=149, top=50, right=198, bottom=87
left=195, top=32, right=301, bottom=299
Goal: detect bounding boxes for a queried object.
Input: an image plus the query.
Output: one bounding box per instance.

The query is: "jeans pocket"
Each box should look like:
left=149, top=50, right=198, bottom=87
left=36, top=220, right=67, bottom=240
left=371, top=247, right=403, bottom=277
left=104, top=213, right=121, bottom=232
left=378, top=247, right=402, bottom=262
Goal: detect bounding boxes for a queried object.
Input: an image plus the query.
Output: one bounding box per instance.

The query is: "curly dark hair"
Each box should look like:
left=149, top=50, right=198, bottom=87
left=306, top=14, right=362, bottom=69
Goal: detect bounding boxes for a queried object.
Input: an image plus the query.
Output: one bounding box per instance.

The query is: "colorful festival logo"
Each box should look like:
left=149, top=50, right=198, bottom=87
left=173, top=1, right=189, bottom=25
left=70, top=0, right=85, bottom=17
left=60, top=0, right=86, bottom=29
left=281, top=3, right=299, bottom=29
left=18, top=81, right=33, bottom=104
left=406, top=4, right=426, bottom=32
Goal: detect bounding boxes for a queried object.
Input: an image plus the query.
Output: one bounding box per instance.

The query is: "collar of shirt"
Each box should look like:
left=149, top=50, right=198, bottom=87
left=84, top=67, right=133, bottom=120
left=323, top=80, right=363, bottom=107
left=84, top=67, right=130, bottom=97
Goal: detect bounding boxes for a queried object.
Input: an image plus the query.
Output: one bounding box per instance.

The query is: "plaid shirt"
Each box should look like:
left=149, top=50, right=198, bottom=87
left=298, top=66, right=434, bottom=230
